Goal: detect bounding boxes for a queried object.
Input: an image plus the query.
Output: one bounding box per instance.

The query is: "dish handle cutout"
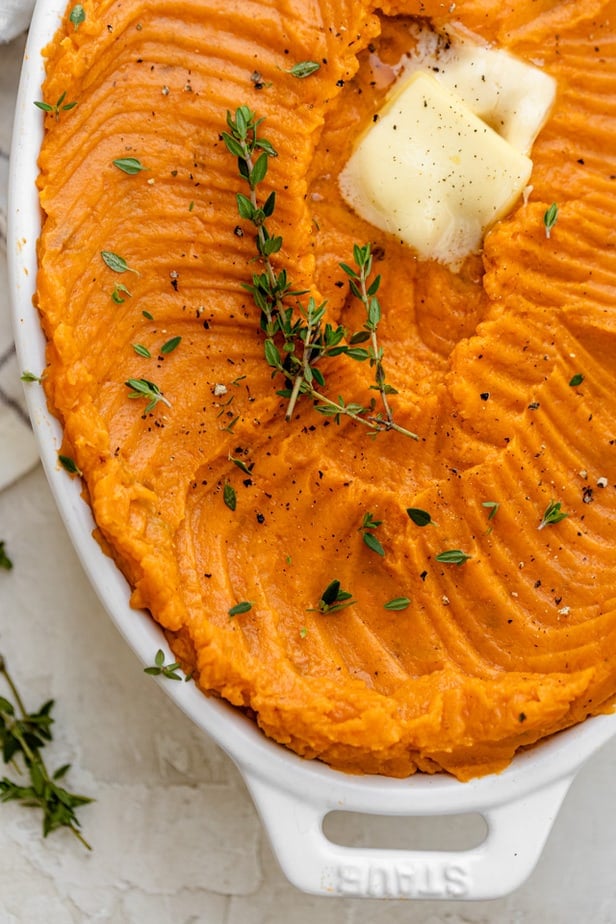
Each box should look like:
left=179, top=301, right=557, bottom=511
left=242, top=770, right=572, bottom=900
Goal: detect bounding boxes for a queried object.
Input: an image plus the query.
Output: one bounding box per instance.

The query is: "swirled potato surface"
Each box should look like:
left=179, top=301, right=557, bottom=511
left=37, top=0, right=616, bottom=778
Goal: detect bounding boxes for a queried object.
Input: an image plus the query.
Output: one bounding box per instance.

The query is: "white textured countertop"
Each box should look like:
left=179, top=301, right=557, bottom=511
left=2, top=30, right=616, bottom=924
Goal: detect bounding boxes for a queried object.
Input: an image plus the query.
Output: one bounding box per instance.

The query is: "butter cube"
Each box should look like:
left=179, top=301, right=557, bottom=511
left=416, top=41, right=557, bottom=155
left=339, top=71, right=533, bottom=267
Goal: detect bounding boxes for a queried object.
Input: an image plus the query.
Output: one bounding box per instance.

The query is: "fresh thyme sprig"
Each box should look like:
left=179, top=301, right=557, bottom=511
left=0, top=654, right=93, bottom=849
left=339, top=245, right=402, bottom=430
left=222, top=106, right=417, bottom=440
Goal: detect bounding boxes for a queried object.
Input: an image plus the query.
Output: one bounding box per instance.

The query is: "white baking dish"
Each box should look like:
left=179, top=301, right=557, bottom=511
left=8, top=0, right=616, bottom=900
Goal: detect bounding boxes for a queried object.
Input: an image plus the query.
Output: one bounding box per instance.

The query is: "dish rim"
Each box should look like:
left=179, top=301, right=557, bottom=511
left=8, top=0, right=616, bottom=820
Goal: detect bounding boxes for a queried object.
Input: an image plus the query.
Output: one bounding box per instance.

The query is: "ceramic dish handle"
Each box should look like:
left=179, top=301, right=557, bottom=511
left=243, top=771, right=573, bottom=900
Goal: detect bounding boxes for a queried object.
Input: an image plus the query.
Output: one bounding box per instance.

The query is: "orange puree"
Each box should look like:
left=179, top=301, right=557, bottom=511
left=36, top=0, right=616, bottom=779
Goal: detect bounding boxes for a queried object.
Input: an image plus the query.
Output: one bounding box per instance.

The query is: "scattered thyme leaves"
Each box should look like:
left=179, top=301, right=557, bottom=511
left=20, top=370, right=42, bottom=383
left=143, top=649, right=183, bottom=680
left=538, top=499, right=569, bottom=531
left=0, top=654, right=93, bottom=849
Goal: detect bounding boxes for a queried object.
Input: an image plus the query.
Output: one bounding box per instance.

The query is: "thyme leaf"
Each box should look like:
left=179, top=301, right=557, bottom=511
left=309, top=579, right=356, bottom=614
left=406, top=508, right=434, bottom=527
left=543, top=203, right=559, bottom=239
left=538, top=499, right=569, bottom=530
left=359, top=512, right=385, bottom=556
left=69, top=4, right=85, bottom=29
left=228, top=601, right=253, bottom=617
left=285, top=61, right=321, bottom=79
left=101, top=251, right=138, bottom=275
left=0, top=541, right=12, bottom=571
left=111, top=283, right=132, bottom=303
left=384, top=597, right=411, bottom=611
left=143, top=649, right=183, bottom=680
left=112, top=157, right=147, bottom=175
left=20, top=370, right=43, bottom=383
left=58, top=454, right=82, bottom=476
left=124, top=378, right=171, bottom=413
left=435, top=549, right=472, bottom=566
left=569, top=373, right=584, bottom=387
left=482, top=501, right=500, bottom=521
left=223, top=483, right=237, bottom=511
left=229, top=454, right=252, bottom=476
left=363, top=532, right=385, bottom=556
left=34, top=92, right=78, bottom=120
left=160, top=336, right=182, bottom=355
left=132, top=343, right=151, bottom=358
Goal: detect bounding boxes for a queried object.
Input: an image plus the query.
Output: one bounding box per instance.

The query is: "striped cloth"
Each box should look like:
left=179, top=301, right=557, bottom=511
left=0, top=27, right=39, bottom=490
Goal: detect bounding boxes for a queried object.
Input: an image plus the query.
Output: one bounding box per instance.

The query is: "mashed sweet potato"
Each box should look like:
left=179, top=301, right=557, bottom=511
left=36, top=0, right=616, bottom=779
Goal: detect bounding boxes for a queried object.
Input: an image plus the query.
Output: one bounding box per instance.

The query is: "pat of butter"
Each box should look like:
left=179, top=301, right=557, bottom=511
left=339, top=71, right=533, bottom=266
left=403, top=32, right=557, bottom=155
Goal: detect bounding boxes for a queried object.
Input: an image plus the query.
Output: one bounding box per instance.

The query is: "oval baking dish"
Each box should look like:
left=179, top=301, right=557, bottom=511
left=8, top=0, right=616, bottom=900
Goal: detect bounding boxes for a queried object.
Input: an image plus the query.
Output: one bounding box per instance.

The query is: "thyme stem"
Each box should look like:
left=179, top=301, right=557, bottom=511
left=222, top=106, right=418, bottom=440
left=0, top=655, right=93, bottom=849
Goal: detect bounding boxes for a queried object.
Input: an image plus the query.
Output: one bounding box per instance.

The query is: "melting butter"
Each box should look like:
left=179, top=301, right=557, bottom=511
left=339, top=33, right=556, bottom=267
